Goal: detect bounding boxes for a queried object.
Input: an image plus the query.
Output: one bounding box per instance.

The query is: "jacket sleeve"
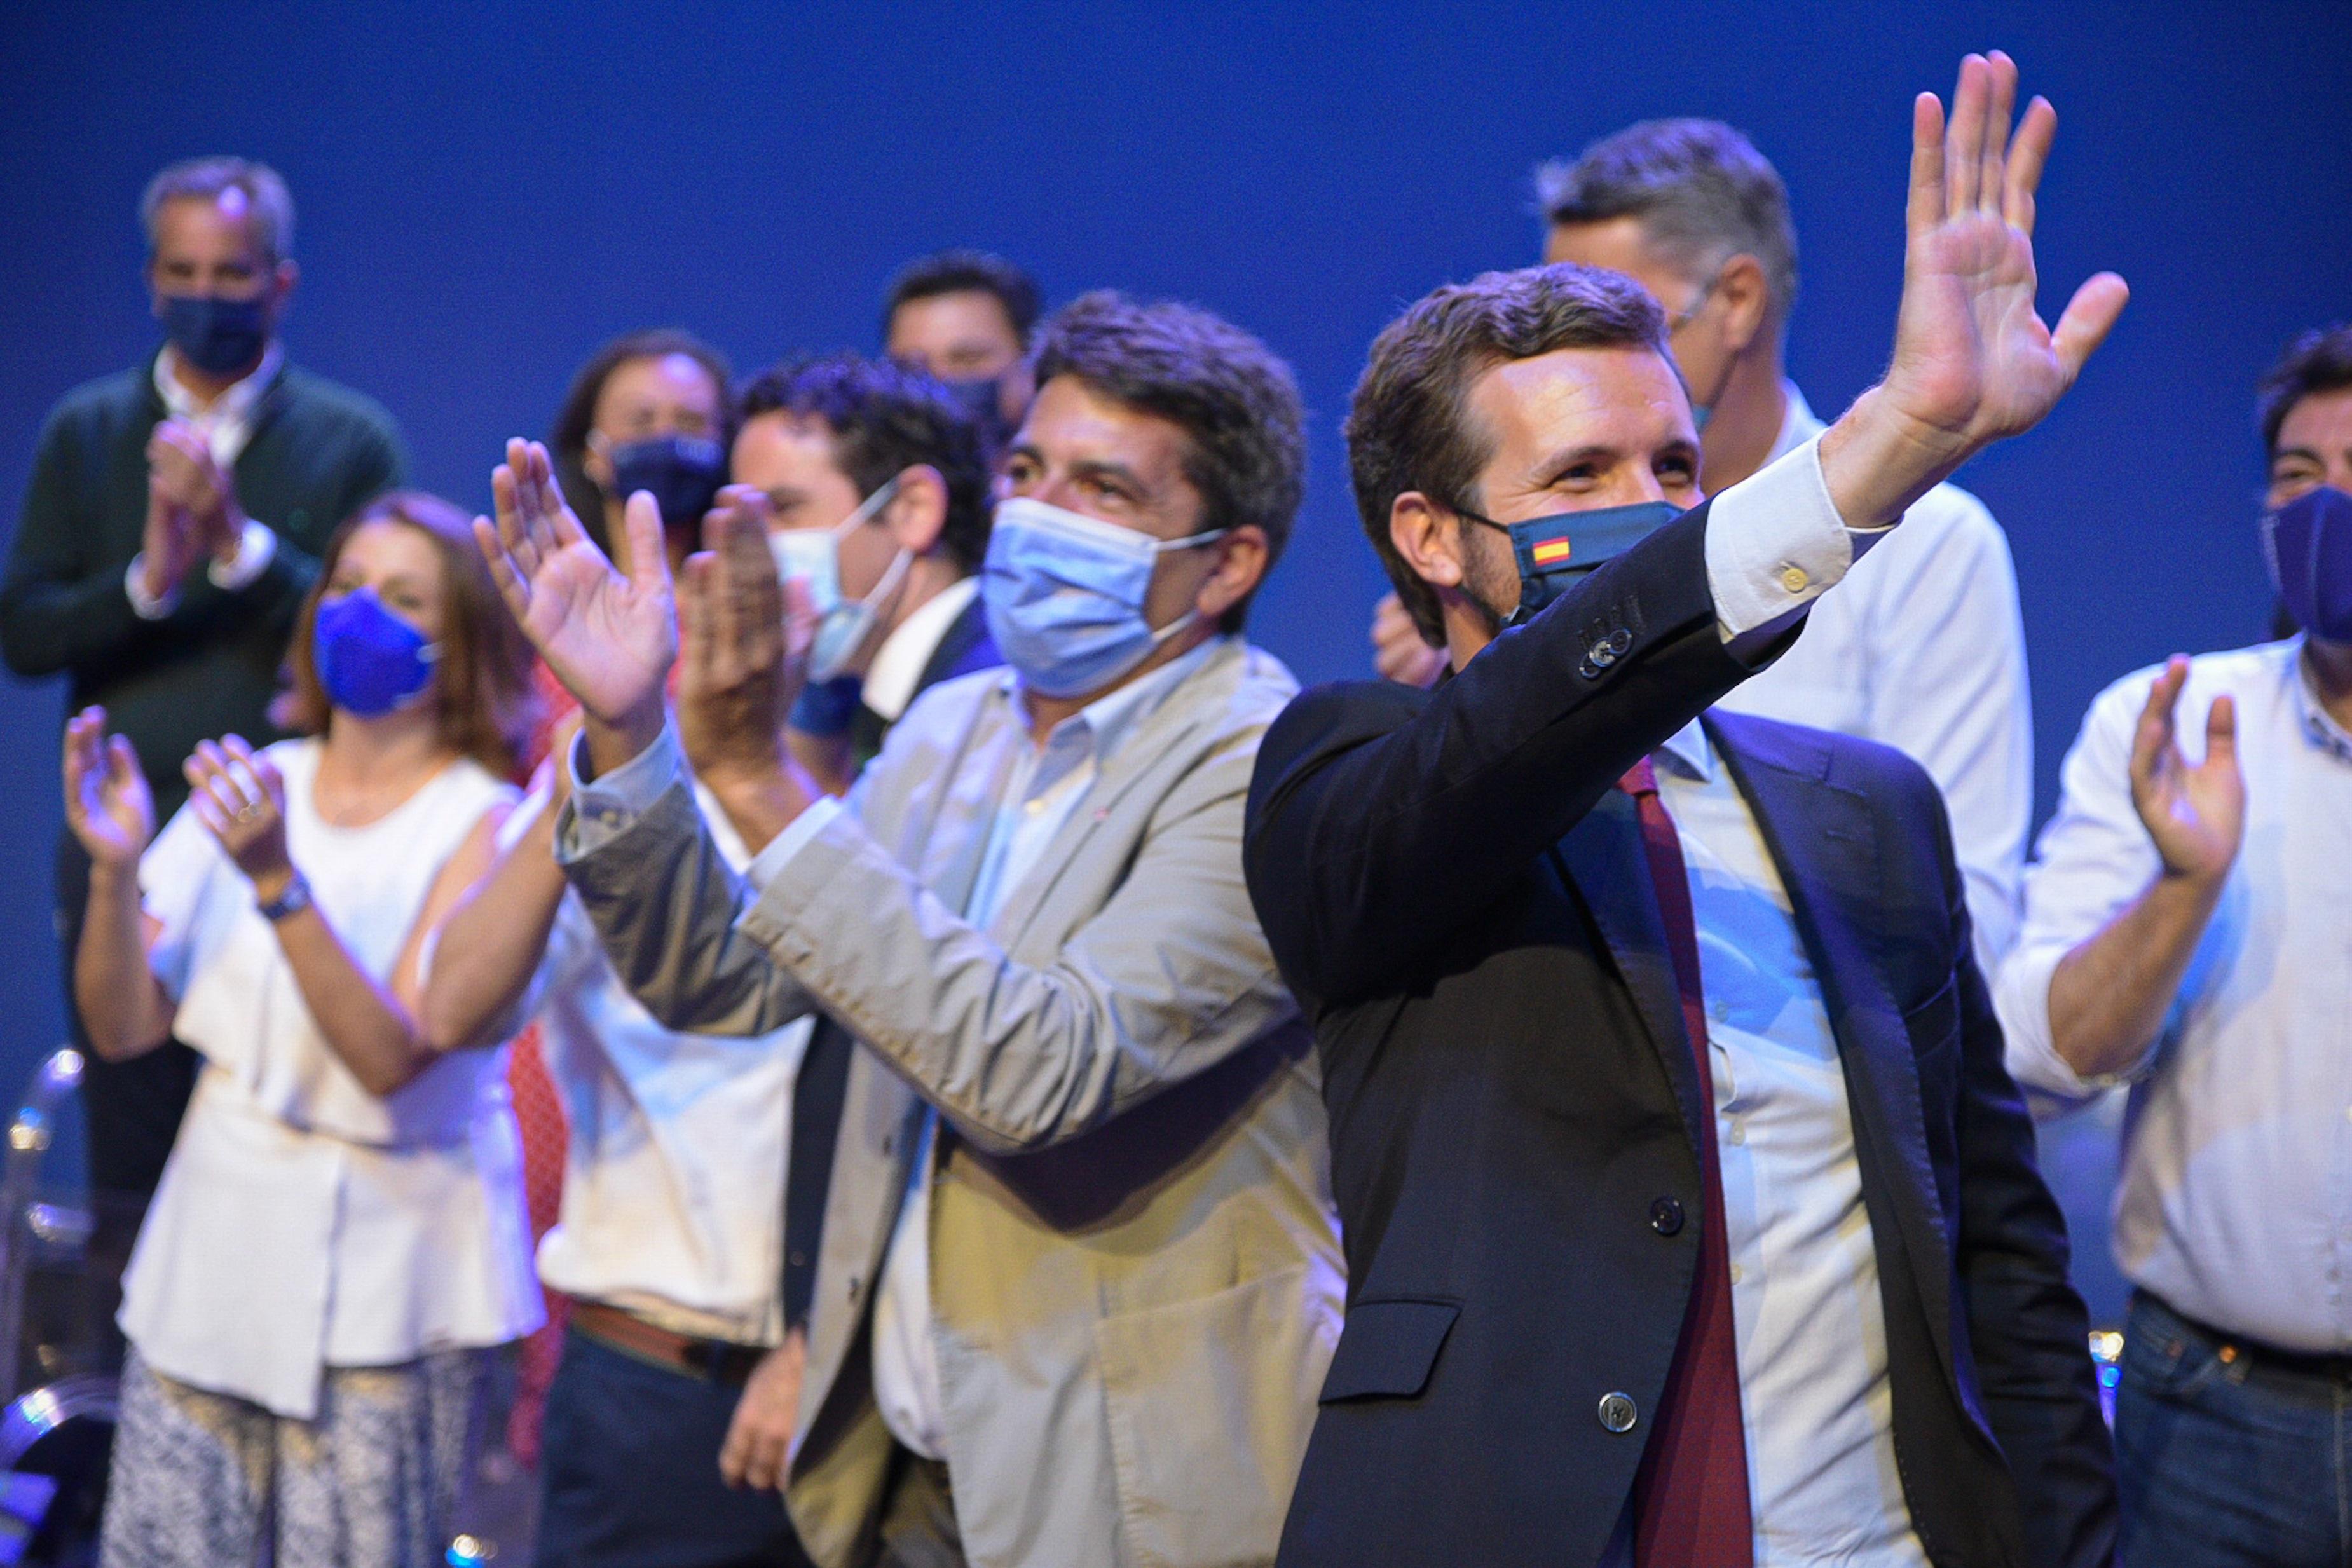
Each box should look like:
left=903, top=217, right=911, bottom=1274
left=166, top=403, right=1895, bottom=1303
left=1938, top=777, right=2121, bottom=1568
left=730, top=726, right=1296, bottom=1156
left=1245, top=505, right=1761, bottom=1010
left=0, top=404, right=152, bottom=678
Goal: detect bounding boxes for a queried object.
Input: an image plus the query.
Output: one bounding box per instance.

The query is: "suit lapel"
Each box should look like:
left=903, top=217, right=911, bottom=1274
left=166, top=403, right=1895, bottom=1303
left=984, top=642, right=1240, bottom=951
left=1706, top=712, right=1959, bottom=1382
left=1552, top=791, right=1709, bottom=1149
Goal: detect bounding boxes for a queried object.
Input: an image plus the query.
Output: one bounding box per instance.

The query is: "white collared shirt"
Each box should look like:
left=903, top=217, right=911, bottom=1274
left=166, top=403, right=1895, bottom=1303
left=1652, top=721, right=1931, bottom=1567
left=125, top=344, right=284, bottom=618
left=861, top=576, right=980, bottom=724
left=1714, top=386, right=2034, bottom=972
left=1997, top=638, right=2352, bottom=1351
left=514, top=783, right=813, bottom=1344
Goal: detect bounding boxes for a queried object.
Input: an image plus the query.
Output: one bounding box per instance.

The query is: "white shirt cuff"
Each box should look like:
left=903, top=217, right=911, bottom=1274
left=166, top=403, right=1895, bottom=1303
left=745, top=795, right=845, bottom=891
left=1995, top=941, right=2150, bottom=1103
left=1703, top=435, right=1890, bottom=646
left=125, top=555, right=179, bottom=620
left=207, top=520, right=277, bottom=591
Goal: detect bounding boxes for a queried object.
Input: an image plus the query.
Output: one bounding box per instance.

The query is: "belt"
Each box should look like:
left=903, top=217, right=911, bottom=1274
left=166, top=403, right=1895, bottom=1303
left=570, top=1299, right=769, bottom=1387
left=2150, top=1293, right=2352, bottom=1385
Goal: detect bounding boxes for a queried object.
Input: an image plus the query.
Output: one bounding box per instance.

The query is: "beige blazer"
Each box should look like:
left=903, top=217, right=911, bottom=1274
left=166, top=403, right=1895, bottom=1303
left=558, top=638, right=1342, bottom=1568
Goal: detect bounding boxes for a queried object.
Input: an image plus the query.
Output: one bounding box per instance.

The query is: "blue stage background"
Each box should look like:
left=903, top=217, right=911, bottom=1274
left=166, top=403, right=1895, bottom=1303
left=4, top=0, right=2349, bottom=1319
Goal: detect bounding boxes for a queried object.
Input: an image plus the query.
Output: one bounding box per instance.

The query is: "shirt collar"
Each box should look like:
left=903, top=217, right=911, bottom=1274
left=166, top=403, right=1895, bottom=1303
left=1767, top=380, right=1825, bottom=465
left=862, top=576, right=979, bottom=723
left=154, top=339, right=282, bottom=426
left=2292, top=638, right=2352, bottom=765
left=1001, top=634, right=1228, bottom=767
left=1656, top=717, right=1714, bottom=782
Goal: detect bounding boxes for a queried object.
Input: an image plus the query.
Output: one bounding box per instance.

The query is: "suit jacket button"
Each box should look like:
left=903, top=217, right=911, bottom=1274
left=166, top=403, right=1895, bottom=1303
left=1599, top=1392, right=1639, bottom=1433
left=1579, top=659, right=1602, bottom=679
left=1649, top=1196, right=1685, bottom=1236
left=1588, top=642, right=1618, bottom=669
left=1608, top=629, right=1632, bottom=654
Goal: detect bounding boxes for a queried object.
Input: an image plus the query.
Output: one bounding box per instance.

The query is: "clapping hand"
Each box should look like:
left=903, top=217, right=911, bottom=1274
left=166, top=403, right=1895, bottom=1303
left=2128, top=656, right=2245, bottom=886
left=147, top=421, right=245, bottom=554
left=475, top=438, right=678, bottom=759
left=1826, top=53, right=2130, bottom=524
left=676, top=502, right=817, bottom=791
left=184, top=737, right=294, bottom=894
left=63, top=708, right=153, bottom=871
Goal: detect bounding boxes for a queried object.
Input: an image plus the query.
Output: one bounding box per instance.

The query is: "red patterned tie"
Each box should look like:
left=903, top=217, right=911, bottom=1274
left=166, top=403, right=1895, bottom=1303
left=1618, top=757, right=1754, bottom=1567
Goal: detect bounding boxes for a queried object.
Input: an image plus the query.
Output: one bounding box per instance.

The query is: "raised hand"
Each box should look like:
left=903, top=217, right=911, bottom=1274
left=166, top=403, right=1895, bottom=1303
left=676, top=504, right=814, bottom=789
left=1882, top=52, right=2128, bottom=458
left=184, top=736, right=294, bottom=892
left=2128, top=656, right=2245, bottom=885
left=474, top=438, right=678, bottom=737
left=147, top=421, right=244, bottom=557
left=63, top=707, right=153, bottom=869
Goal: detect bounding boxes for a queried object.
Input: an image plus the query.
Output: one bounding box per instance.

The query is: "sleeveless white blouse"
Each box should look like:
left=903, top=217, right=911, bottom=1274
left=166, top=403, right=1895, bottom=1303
left=118, top=740, right=544, bottom=1418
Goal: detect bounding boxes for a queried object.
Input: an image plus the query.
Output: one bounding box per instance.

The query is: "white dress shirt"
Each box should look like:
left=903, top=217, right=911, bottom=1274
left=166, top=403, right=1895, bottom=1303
left=1654, top=721, right=1930, bottom=1567
left=125, top=343, right=283, bottom=619
left=861, top=576, right=980, bottom=724
left=121, top=740, right=543, bottom=1418
left=1997, top=638, right=2352, bottom=1351
left=508, top=784, right=813, bottom=1344
left=1714, top=386, right=2034, bottom=972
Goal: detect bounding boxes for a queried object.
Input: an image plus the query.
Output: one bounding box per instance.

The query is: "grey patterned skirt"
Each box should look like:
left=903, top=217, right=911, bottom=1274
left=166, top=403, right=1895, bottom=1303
left=100, top=1343, right=510, bottom=1568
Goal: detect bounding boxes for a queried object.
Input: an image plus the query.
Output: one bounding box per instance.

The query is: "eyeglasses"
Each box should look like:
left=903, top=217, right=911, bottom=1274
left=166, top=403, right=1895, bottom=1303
left=1664, top=268, right=1726, bottom=335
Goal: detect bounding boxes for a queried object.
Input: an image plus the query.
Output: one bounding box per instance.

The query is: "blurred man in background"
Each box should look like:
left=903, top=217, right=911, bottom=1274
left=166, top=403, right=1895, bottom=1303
left=880, top=249, right=1041, bottom=437
left=1370, top=119, right=2033, bottom=970
left=1, top=156, right=406, bottom=1212
left=1997, top=324, right=2352, bottom=1567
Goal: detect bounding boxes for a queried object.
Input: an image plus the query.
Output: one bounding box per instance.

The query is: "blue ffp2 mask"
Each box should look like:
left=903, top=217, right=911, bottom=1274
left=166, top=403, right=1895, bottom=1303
left=981, top=496, right=1227, bottom=699
left=2264, top=485, right=2352, bottom=643
left=313, top=588, right=437, bottom=716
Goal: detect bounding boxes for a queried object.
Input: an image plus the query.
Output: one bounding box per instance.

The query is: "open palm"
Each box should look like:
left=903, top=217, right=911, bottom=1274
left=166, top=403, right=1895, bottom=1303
left=474, top=438, right=678, bottom=728
left=1880, top=53, right=2130, bottom=456
left=2129, top=657, right=2245, bottom=884
left=63, top=707, right=153, bottom=869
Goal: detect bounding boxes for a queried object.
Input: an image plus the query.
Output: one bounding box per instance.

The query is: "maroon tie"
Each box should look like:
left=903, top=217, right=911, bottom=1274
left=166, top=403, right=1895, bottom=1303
left=1618, top=757, right=1754, bottom=1568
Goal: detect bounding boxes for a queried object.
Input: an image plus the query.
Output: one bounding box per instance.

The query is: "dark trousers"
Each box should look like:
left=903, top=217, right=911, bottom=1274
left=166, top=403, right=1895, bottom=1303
left=535, top=1327, right=814, bottom=1568
left=2117, top=1290, right=2352, bottom=1567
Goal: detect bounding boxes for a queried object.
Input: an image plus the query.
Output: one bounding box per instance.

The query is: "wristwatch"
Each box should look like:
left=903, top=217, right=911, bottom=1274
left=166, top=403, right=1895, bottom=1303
left=257, top=870, right=313, bottom=923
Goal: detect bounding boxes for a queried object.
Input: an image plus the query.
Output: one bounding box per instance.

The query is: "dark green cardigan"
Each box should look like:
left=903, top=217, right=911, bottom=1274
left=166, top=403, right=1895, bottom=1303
left=1, top=351, right=407, bottom=814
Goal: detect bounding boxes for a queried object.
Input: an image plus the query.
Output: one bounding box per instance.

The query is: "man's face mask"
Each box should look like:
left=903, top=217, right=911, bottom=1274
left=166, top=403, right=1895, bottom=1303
left=2263, top=484, right=2352, bottom=643
left=767, top=476, right=908, bottom=684
left=159, top=293, right=270, bottom=378
left=604, top=434, right=727, bottom=533
left=1458, top=499, right=1685, bottom=627
left=981, top=496, right=1227, bottom=699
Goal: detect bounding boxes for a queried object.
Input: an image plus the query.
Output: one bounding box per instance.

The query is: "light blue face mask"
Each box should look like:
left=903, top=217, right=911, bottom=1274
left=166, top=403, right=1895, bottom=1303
left=767, top=476, right=906, bottom=683
left=981, top=496, right=1228, bottom=700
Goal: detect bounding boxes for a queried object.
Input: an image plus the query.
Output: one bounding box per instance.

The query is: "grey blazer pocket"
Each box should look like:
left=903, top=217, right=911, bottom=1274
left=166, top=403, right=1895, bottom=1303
left=1318, top=1298, right=1460, bottom=1403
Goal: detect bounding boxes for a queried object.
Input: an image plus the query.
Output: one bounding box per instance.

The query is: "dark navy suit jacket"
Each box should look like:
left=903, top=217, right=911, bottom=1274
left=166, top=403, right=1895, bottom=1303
left=1243, top=505, right=2116, bottom=1568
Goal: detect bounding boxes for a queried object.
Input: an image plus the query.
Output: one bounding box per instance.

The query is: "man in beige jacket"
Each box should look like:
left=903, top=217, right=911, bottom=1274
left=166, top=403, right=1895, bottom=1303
left=476, top=293, right=1341, bottom=1568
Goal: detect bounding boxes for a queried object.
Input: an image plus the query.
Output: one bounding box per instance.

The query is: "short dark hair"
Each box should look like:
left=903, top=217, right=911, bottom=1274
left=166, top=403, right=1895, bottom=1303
left=2258, top=323, right=2352, bottom=455
left=1536, top=119, right=1798, bottom=325
left=1345, top=264, right=1669, bottom=646
left=274, top=493, right=540, bottom=779
left=142, top=156, right=295, bottom=264
left=882, top=250, right=1043, bottom=346
left=736, top=351, right=998, bottom=575
left=549, top=329, right=735, bottom=550
left=1030, top=291, right=1306, bottom=634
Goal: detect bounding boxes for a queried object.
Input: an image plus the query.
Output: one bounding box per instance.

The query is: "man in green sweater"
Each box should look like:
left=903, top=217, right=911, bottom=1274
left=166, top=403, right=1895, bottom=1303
left=0, top=156, right=407, bottom=1206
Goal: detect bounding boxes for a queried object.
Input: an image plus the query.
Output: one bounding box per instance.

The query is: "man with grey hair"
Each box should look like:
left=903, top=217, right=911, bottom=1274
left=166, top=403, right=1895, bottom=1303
left=1370, top=117, right=2034, bottom=973
left=1, top=155, right=407, bottom=1213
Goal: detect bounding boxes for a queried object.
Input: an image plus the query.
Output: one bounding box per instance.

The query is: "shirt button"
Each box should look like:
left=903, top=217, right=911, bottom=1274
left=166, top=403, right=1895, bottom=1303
left=1025, top=799, right=1044, bottom=815
left=1649, top=1197, right=1685, bottom=1236
left=1712, top=1001, right=1730, bottom=1022
left=1725, top=1121, right=1746, bottom=1147
left=1778, top=565, right=1810, bottom=594
left=1597, top=1392, right=1640, bottom=1433
left=1729, top=1263, right=1746, bottom=1285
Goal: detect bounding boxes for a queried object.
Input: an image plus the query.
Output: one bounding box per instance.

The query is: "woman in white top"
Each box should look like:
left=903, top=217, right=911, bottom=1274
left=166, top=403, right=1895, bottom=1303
left=65, top=491, right=545, bottom=1568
